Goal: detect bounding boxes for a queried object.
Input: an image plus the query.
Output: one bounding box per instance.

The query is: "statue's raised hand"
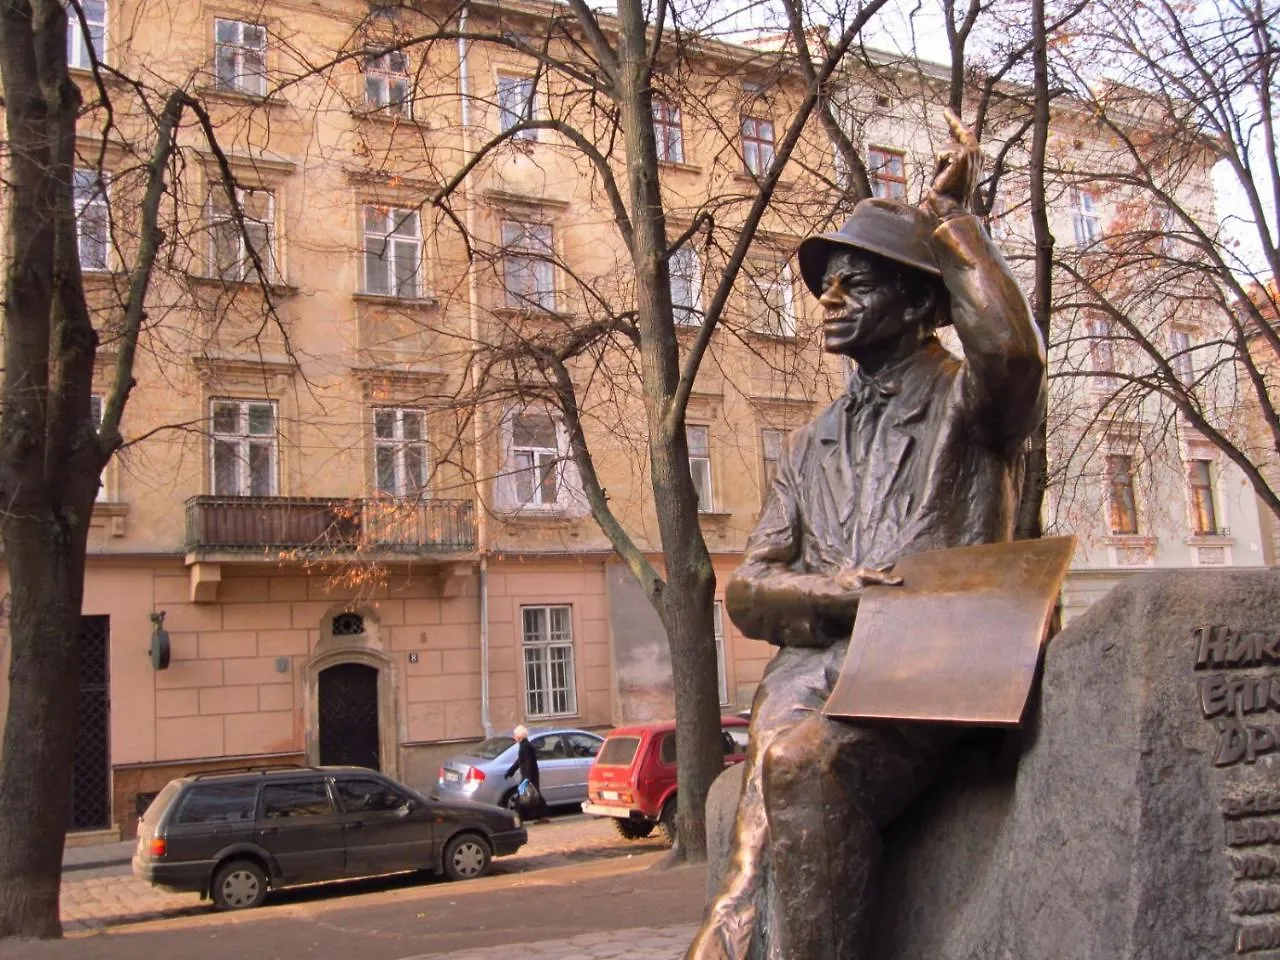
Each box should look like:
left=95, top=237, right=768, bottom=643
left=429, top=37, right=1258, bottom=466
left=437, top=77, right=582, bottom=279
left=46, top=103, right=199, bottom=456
left=925, top=109, right=982, bottom=219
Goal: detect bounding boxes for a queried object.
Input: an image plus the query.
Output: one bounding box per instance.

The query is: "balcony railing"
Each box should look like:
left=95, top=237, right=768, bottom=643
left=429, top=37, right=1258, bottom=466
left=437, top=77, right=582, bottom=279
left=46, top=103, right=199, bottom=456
left=185, top=496, right=476, bottom=555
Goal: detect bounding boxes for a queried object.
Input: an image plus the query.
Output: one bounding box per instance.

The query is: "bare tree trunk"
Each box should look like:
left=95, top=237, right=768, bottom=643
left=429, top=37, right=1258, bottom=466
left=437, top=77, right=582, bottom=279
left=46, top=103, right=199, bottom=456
left=1015, top=0, right=1054, bottom=541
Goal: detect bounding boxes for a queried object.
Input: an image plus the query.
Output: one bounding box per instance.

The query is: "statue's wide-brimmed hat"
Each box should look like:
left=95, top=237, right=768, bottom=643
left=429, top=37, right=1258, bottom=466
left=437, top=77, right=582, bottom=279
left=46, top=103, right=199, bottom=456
left=796, top=198, right=942, bottom=297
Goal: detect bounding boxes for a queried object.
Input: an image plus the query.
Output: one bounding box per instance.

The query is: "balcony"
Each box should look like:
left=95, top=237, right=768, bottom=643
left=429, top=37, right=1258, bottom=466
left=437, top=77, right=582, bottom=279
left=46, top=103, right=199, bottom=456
left=184, top=496, right=476, bottom=559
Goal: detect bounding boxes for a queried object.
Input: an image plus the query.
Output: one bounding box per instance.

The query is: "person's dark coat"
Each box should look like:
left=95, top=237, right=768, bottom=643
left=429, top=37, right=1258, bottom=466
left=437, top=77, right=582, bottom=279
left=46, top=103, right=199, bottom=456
left=505, top=738, right=539, bottom=787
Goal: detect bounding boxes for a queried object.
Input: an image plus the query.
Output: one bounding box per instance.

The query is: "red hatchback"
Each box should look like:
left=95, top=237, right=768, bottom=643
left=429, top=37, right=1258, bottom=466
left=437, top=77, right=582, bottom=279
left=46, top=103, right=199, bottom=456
left=582, top=716, right=749, bottom=842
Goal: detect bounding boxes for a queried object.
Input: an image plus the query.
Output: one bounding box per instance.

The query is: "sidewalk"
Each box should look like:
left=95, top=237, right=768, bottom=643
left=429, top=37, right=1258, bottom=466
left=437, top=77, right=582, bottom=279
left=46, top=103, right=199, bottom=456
left=62, top=840, right=133, bottom=873
left=416, top=924, right=701, bottom=959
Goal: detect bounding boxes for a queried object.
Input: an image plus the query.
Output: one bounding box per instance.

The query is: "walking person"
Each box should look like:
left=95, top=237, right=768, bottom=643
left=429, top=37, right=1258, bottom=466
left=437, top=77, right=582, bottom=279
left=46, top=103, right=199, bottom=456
left=505, top=725, right=550, bottom=822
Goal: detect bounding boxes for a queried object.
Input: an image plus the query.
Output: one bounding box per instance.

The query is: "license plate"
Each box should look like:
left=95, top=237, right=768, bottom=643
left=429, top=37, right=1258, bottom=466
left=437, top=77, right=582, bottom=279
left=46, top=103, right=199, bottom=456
left=601, top=790, right=619, bottom=800
left=444, top=770, right=461, bottom=783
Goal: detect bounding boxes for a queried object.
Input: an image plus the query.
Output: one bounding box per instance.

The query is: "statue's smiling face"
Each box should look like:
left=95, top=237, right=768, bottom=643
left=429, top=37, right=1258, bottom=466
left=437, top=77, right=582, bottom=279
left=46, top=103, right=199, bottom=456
left=818, top=251, right=915, bottom=356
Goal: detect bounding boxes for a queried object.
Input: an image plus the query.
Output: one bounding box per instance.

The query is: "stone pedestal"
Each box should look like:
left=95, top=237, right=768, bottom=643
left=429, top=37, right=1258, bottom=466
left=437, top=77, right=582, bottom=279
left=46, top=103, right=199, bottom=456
left=703, top=570, right=1280, bottom=958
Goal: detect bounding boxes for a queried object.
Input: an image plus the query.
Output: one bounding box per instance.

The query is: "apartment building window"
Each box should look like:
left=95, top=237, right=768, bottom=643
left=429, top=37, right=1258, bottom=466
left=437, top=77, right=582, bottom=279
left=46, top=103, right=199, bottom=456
left=522, top=605, right=576, bottom=718
left=714, top=601, right=730, bottom=706
left=741, top=116, right=775, bottom=176
left=761, top=428, right=784, bottom=495
left=509, top=412, right=560, bottom=507
left=687, top=425, right=713, bottom=511
left=74, top=169, right=109, bottom=272
left=67, top=0, right=106, bottom=69
left=497, top=74, right=537, bottom=140
left=751, top=264, right=797, bottom=338
left=210, top=399, right=277, bottom=497
left=214, top=19, right=267, bottom=97
left=502, top=220, right=555, bottom=310
left=868, top=147, right=906, bottom=200
left=653, top=98, right=684, bottom=163
left=365, top=50, right=411, bottom=116
left=1169, top=328, right=1194, bottom=386
left=1087, top=317, right=1116, bottom=387
left=1189, top=459, right=1220, bottom=535
left=209, top=186, right=275, bottom=282
left=1106, top=453, right=1139, bottom=535
left=670, top=244, right=702, bottom=325
left=362, top=205, right=421, bottom=298
left=1071, top=187, right=1102, bottom=248
left=373, top=408, right=428, bottom=497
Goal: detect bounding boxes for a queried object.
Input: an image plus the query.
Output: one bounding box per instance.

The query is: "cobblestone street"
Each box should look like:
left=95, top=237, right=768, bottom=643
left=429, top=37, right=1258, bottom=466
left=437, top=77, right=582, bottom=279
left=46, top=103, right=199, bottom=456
left=60, top=813, right=665, bottom=932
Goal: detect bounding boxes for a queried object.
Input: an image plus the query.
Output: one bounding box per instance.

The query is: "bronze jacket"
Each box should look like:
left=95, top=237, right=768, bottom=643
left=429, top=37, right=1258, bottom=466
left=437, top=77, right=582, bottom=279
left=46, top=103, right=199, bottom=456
left=726, top=215, right=1046, bottom=648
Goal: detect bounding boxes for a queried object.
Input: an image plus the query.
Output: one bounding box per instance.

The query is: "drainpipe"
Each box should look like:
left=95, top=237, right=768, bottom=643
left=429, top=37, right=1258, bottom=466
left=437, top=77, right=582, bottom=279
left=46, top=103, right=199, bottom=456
left=459, top=3, right=493, bottom=738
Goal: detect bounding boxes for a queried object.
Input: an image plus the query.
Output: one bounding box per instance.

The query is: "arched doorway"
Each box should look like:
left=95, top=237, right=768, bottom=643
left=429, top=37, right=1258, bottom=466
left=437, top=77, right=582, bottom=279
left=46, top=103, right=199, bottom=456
left=318, top=662, right=381, bottom=770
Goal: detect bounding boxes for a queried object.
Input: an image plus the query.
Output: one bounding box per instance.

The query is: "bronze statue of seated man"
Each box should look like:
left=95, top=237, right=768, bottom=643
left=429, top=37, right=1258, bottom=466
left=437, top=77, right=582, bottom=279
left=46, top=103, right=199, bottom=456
left=687, top=113, right=1047, bottom=960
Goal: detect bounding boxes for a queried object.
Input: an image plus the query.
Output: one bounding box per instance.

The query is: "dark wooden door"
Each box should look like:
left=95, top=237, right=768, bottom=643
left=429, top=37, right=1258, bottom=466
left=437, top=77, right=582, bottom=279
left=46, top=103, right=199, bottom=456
left=318, top=663, right=380, bottom=770
left=70, top=615, right=111, bottom=830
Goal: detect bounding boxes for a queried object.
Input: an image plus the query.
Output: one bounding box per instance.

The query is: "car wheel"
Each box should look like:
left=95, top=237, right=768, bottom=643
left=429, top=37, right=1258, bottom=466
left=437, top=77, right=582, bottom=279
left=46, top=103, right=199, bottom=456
left=211, top=859, right=268, bottom=910
left=659, top=800, right=678, bottom=845
left=613, top=817, right=654, bottom=840
left=443, top=833, right=492, bottom=881
left=501, top=788, right=519, bottom=813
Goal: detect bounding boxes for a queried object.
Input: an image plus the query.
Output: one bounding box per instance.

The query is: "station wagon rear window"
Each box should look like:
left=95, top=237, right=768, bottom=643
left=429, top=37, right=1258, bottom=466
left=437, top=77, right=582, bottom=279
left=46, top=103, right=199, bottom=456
left=141, top=781, right=182, bottom=824
left=172, top=782, right=258, bottom=824
left=596, top=735, right=641, bottom=766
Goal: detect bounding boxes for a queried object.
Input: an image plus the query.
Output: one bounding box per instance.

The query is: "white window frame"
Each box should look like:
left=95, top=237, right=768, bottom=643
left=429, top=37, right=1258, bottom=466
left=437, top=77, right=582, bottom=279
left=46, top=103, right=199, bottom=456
left=522, top=605, right=577, bottom=719
left=1071, top=186, right=1102, bottom=248
left=670, top=244, right=703, bottom=326
left=362, top=205, right=422, bottom=298
left=1169, top=328, right=1194, bottom=386
left=1086, top=316, right=1117, bottom=391
left=373, top=407, right=429, bottom=498
left=214, top=19, right=267, bottom=97
left=653, top=97, right=684, bottom=164
left=74, top=168, right=110, bottom=272
left=208, top=186, right=275, bottom=282
left=752, top=263, right=797, bottom=338
left=505, top=411, right=561, bottom=508
left=365, top=50, right=411, bottom=116
left=502, top=220, right=555, bottom=311
left=210, top=399, right=278, bottom=498
left=713, top=601, right=730, bottom=706
left=90, top=394, right=107, bottom=502
left=761, top=428, right=784, bottom=501
left=497, top=73, right=538, bottom=141
left=868, top=146, right=907, bottom=200
left=67, top=0, right=107, bottom=70
left=687, top=424, right=713, bottom=512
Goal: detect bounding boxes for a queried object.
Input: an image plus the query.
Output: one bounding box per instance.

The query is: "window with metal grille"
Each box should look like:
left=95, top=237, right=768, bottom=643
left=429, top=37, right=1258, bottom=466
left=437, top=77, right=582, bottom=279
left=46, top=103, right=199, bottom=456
left=868, top=147, right=906, bottom=199
left=332, top=612, right=365, bottom=636
left=1106, top=453, right=1139, bottom=535
left=670, top=244, right=702, bottom=325
left=761, top=428, right=784, bottom=498
left=214, top=19, right=267, bottom=96
left=74, top=169, right=109, bottom=271
left=502, top=220, right=555, bottom=310
left=67, top=0, right=106, bottom=69
left=1188, top=459, right=1220, bottom=535
left=365, top=50, right=410, bottom=116
left=373, top=408, right=428, bottom=497
left=208, top=186, right=275, bottom=282
left=741, top=115, right=775, bottom=176
left=362, top=205, right=421, bottom=298
left=687, top=424, right=713, bottom=511
left=1071, top=187, right=1102, bottom=248
left=497, top=73, right=537, bottom=140
left=509, top=412, right=560, bottom=507
left=653, top=98, right=684, bottom=163
left=522, top=605, right=576, bottom=718
left=210, top=399, right=277, bottom=497
left=714, top=601, right=729, bottom=705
